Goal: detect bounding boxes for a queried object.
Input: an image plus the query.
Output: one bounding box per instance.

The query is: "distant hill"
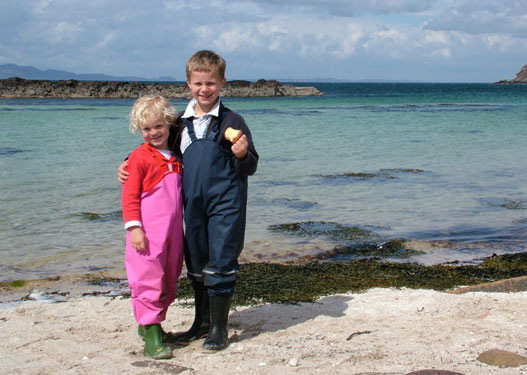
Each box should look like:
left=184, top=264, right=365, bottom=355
left=0, top=63, right=179, bottom=82
left=276, top=77, right=416, bottom=83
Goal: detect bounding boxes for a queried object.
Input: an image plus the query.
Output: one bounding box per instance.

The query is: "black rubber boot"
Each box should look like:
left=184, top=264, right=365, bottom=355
left=172, top=284, right=210, bottom=346
left=202, top=295, right=232, bottom=353
left=143, top=324, right=173, bottom=360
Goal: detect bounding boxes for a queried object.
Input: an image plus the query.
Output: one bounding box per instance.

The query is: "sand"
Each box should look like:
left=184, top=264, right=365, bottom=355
left=2, top=285, right=527, bottom=375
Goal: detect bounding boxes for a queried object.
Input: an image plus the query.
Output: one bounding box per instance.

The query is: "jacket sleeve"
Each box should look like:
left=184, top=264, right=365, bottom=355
left=121, top=150, right=145, bottom=225
left=220, top=111, right=259, bottom=176
left=234, top=128, right=258, bottom=176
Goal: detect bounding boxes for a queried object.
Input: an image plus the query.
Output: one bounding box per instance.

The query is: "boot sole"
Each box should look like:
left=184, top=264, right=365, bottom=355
left=174, top=332, right=209, bottom=346
left=202, top=340, right=228, bottom=354
left=144, top=349, right=173, bottom=360
left=202, top=345, right=227, bottom=354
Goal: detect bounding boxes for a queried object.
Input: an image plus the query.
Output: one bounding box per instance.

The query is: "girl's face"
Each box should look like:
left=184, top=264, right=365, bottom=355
left=140, top=114, right=170, bottom=150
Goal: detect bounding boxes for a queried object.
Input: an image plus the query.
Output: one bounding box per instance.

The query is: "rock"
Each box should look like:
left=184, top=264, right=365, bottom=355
left=0, top=77, right=324, bottom=98
left=496, top=64, right=527, bottom=84
left=511, top=64, right=527, bottom=83
left=27, top=290, right=58, bottom=303
left=448, top=275, right=527, bottom=294
left=476, top=349, right=527, bottom=367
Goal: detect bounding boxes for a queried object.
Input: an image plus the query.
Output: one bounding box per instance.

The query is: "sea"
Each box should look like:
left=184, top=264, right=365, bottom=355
left=1, top=82, right=527, bottom=282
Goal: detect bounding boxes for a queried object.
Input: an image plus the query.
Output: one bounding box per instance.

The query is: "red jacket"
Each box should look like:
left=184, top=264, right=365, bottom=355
left=121, top=143, right=182, bottom=225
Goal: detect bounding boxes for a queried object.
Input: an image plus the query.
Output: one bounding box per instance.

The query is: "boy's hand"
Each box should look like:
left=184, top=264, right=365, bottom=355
left=231, top=134, right=248, bottom=159
left=118, top=161, right=129, bottom=184
left=130, top=227, right=147, bottom=251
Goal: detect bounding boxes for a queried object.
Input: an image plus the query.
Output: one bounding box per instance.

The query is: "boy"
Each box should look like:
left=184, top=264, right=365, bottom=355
left=119, top=50, right=258, bottom=352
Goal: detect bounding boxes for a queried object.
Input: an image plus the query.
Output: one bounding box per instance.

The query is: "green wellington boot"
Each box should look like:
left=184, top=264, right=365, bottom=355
left=138, top=324, right=179, bottom=343
left=172, top=285, right=210, bottom=346
left=142, top=324, right=173, bottom=360
left=202, top=295, right=232, bottom=353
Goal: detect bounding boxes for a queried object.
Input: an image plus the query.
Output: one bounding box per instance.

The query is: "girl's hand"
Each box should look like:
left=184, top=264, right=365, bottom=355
left=231, top=134, right=248, bottom=159
left=130, top=227, right=147, bottom=251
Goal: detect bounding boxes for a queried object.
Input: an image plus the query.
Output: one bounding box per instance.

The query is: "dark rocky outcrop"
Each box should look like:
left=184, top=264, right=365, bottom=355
left=0, top=77, right=323, bottom=98
left=495, top=64, right=527, bottom=84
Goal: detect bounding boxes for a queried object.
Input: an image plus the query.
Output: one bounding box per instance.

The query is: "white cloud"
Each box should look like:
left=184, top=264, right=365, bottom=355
left=48, top=22, right=84, bottom=43
left=334, top=23, right=365, bottom=56
left=421, top=30, right=450, bottom=45
left=213, top=26, right=260, bottom=52
left=484, top=35, right=516, bottom=52
left=425, top=47, right=452, bottom=58
left=425, top=0, right=527, bottom=36
left=94, top=31, right=118, bottom=49
left=240, top=0, right=434, bottom=17
left=1, top=0, right=527, bottom=81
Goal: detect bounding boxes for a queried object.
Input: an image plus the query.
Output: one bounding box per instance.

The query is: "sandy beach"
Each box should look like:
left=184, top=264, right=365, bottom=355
left=2, top=279, right=527, bottom=375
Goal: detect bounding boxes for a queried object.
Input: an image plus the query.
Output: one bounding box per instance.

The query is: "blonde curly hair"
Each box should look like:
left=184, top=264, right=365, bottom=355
left=129, top=95, right=178, bottom=134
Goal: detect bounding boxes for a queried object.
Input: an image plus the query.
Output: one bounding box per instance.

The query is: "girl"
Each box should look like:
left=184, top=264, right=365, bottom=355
left=122, top=96, right=183, bottom=359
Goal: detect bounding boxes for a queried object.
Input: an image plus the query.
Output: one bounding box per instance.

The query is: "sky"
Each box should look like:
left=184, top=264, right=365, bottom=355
left=1, top=0, right=526, bottom=82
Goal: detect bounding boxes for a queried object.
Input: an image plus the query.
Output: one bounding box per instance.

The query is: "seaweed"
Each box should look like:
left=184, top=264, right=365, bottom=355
left=500, top=198, right=526, bottom=210
left=334, top=239, right=424, bottom=259
left=4, top=253, right=527, bottom=306
left=271, top=198, right=318, bottom=210
left=379, top=168, right=424, bottom=174
left=268, top=221, right=375, bottom=242
left=9, top=280, right=25, bottom=288
left=480, top=252, right=527, bottom=274
left=484, top=197, right=527, bottom=210
left=0, top=147, right=27, bottom=156
left=175, top=252, right=527, bottom=305
left=322, top=171, right=396, bottom=180
left=76, top=211, right=123, bottom=221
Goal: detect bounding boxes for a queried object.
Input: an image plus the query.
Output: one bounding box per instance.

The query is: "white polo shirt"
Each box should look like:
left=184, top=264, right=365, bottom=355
left=180, top=98, right=221, bottom=154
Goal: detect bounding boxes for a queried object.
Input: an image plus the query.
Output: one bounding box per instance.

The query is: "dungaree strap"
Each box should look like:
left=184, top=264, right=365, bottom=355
left=208, top=124, right=219, bottom=141
left=185, top=110, right=224, bottom=144
left=185, top=118, right=198, bottom=142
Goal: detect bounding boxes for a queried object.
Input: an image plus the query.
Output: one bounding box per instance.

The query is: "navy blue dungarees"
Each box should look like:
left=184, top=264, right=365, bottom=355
left=182, top=116, right=247, bottom=296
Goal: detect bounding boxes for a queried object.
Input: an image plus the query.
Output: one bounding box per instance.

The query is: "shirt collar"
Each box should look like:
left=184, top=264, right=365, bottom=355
left=182, top=97, right=221, bottom=119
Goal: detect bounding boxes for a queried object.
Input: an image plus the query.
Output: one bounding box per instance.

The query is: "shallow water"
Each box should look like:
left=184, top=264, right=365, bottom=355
left=1, top=83, right=527, bottom=281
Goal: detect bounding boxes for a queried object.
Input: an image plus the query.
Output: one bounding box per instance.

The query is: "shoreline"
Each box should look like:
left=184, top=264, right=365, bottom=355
left=3, top=251, right=527, bottom=305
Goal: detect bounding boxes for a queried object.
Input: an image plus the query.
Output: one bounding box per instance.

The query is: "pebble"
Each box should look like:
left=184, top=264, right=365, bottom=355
left=28, top=290, right=56, bottom=304
left=288, top=357, right=299, bottom=367
left=477, top=349, right=527, bottom=367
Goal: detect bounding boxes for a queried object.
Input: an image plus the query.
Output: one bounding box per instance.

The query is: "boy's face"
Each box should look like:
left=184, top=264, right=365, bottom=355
left=140, top=114, right=170, bottom=150
left=187, top=70, right=226, bottom=115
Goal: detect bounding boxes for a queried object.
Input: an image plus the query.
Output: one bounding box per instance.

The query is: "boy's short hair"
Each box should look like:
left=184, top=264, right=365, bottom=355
left=186, top=50, right=226, bottom=80
left=129, top=95, right=178, bottom=133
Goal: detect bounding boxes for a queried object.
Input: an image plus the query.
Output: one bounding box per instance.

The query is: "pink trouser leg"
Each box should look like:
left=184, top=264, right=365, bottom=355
left=126, top=230, right=183, bottom=324
left=126, top=231, right=168, bottom=325
left=125, top=173, right=184, bottom=325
